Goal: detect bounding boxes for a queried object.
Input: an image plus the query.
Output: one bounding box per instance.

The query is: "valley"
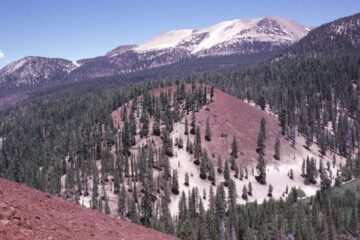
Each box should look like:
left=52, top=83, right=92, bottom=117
left=0, top=9, right=359, bottom=240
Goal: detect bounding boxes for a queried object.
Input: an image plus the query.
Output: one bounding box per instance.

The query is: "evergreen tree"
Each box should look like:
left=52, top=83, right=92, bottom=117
left=289, top=169, right=294, bottom=180
left=274, top=136, right=281, bottom=160
left=171, top=170, right=179, bottom=195
left=91, top=162, right=99, bottom=210
left=256, top=118, right=266, bottom=156
left=118, top=184, right=126, bottom=218
left=162, top=128, right=173, bottom=157
left=122, top=117, right=131, bottom=155
left=248, top=182, right=252, bottom=196
left=184, top=172, right=189, bottom=186
left=256, top=118, right=267, bottom=184
left=153, top=106, right=161, bottom=136
left=140, top=110, right=149, bottom=138
left=242, top=185, right=248, bottom=200
left=140, top=185, right=152, bottom=226
left=268, top=184, right=273, bottom=197
left=210, top=85, right=215, bottom=102
left=224, top=160, right=230, bottom=187
left=104, top=194, right=111, bottom=214
left=184, top=117, right=189, bottom=135
left=190, top=110, right=196, bottom=135
left=178, top=191, right=188, bottom=221
left=194, top=126, right=202, bottom=161
left=205, top=117, right=212, bottom=141
left=230, top=155, right=236, bottom=171
left=200, top=150, right=209, bottom=180
left=231, top=136, right=238, bottom=159
left=217, top=155, right=223, bottom=174
left=208, top=162, right=216, bottom=185
left=256, top=154, right=266, bottom=185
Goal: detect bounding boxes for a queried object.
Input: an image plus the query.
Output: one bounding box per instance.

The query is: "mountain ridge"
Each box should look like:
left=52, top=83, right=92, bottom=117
left=0, top=16, right=309, bottom=88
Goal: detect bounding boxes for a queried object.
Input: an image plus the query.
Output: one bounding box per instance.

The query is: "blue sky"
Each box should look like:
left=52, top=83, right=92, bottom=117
left=0, top=0, right=359, bottom=68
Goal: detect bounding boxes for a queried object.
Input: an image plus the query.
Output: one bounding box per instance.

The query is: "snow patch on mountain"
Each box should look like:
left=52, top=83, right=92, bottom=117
left=72, top=61, right=81, bottom=68
left=135, top=29, right=194, bottom=52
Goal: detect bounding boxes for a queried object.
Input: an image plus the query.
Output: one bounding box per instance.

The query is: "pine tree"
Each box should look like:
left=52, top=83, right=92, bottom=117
left=227, top=180, right=238, bottom=236
left=200, top=150, right=209, bottom=180
left=129, top=109, right=136, bottom=146
left=184, top=172, right=189, bottom=186
left=210, top=85, right=214, bottom=102
left=104, top=194, right=111, bottom=214
left=268, top=184, right=273, bottom=197
left=256, top=118, right=266, bottom=156
left=184, top=117, right=189, bottom=135
left=190, top=110, right=196, bottom=135
left=162, top=128, right=173, bottom=157
left=231, top=136, right=238, bottom=159
left=188, top=187, right=199, bottom=219
left=140, top=109, right=149, bottom=138
left=248, top=182, right=252, bottom=196
left=171, top=170, right=179, bottom=195
left=208, top=162, right=216, bottom=185
left=113, top=166, right=120, bottom=194
left=91, top=162, right=99, bottom=209
left=153, top=107, right=161, bottom=136
left=256, top=118, right=267, bottom=184
left=178, top=191, right=188, bottom=221
left=118, top=184, right=126, bottom=218
left=122, top=117, right=131, bottom=155
left=205, top=117, right=212, bottom=141
left=194, top=126, right=202, bottom=161
left=224, top=159, right=230, bottom=187
left=217, top=155, right=223, bottom=174
left=186, top=135, right=192, bottom=154
left=242, top=185, right=248, bottom=200
left=256, top=154, right=266, bottom=185
left=259, top=94, right=266, bottom=111
left=305, top=157, right=317, bottom=184
left=289, top=169, right=294, bottom=180
left=274, top=136, right=281, bottom=160
left=140, top=185, right=152, bottom=226
left=215, top=183, right=227, bottom=225
left=349, top=208, right=358, bottom=235
left=230, top=155, right=236, bottom=171
left=305, top=125, right=313, bottom=149
left=128, top=196, right=140, bottom=223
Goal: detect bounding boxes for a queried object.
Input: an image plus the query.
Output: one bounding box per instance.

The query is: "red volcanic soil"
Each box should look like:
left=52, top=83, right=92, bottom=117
left=111, top=84, right=293, bottom=167
left=196, top=88, right=286, bottom=167
left=0, top=178, right=176, bottom=240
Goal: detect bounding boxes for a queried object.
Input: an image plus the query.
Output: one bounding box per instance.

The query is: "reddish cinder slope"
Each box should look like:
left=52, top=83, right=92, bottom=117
left=195, top=88, right=290, bottom=167
left=0, top=178, right=176, bottom=240
left=112, top=85, right=292, bottom=168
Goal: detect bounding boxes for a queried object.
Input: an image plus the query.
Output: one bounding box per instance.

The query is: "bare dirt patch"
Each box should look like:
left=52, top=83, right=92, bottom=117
left=0, top=178, right=176, bottom=240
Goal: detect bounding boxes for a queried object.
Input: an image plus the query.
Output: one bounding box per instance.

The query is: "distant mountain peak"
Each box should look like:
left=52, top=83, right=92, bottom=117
left=0, top=56, right=78, bottom=88
left=1, top=16, right=310, bottom=88
left=133, top=16, right=309, bottom=55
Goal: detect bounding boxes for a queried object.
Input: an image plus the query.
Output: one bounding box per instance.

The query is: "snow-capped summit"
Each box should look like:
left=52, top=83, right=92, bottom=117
left=133, top=16, right=309, bottom=55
